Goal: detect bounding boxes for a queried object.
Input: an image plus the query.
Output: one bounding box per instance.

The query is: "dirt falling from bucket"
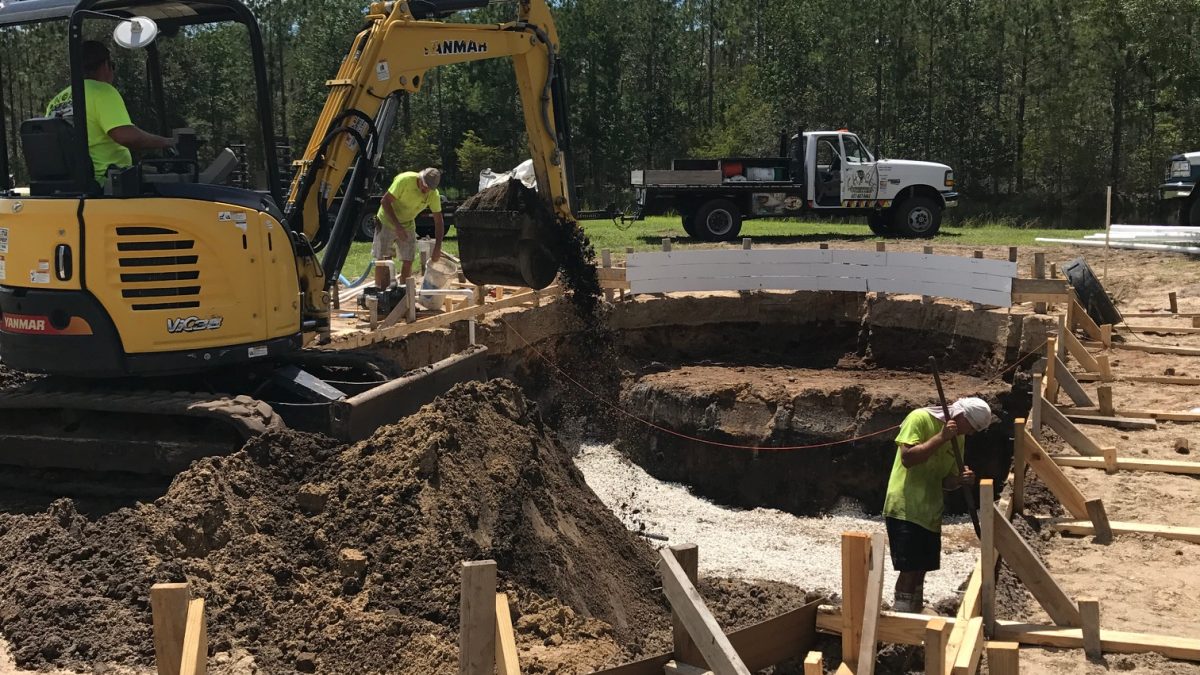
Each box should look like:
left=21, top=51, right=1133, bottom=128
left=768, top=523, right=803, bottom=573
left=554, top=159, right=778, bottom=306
left=458, top=179, right=602, bottom=322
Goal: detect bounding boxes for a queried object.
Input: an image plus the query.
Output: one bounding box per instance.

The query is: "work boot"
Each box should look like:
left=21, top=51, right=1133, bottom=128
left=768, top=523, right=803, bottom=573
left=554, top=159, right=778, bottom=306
left=893, top=591, right=919, bottom=613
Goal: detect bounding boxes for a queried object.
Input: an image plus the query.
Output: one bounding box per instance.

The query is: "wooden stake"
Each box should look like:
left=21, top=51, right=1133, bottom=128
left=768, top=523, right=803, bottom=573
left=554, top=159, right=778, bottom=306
left=1097, top=354, right=1113, bottom=382
left=857, top=533, right=886, bottom=675
left=951, top=617, right=985, bottom=675
left=1103, top=185, right=1113, bottom=281
left=669, top=544, right=703, bottom=667
left=659, top=550, right=751, bottom=675
left=804, top=651, right=824, bottom=675
left=1103, top=447, right=1118, bottom=475
left=405, top=276, right=417, bottom=324
left=922, top=246, right=934, bottom=304
left=1080, top=598, right=1102, bottom=659
left=1044, top=337, right=1060, bottom=404
left=1085, top=499, right=1114, bottom=545
left=1009, top=247, right=1019, bottom=263
left=924, top=618, right=949, bottom=675
left=981, top=479, right=996, bottom=638
left=841, top=532, right=872, bottom=669
left=1170, top=291, right=1179, bottom=314
left=459, top=560, right=497, bottom=675
left=1033, top=252, right=1047, bottom=314
left=1097, top=386, right=1114, bottom=417
left=151, top=583, right=191, bottom=675
left=820, top=243, right=830, bottom=250
left=662, top=237, right=672, bottom=252
left=602, top=250, right=615, bottom=303
left=986, top=642, right=1020, bottom=675
left=495, top=593, right=520, bottom=675
left=1100, top=323, right=1112, bottom=348
left=178, top=598, right=207, bottom=675
left=1050, top=262, right=1058, bottom=278
left=1013, top=420, right=1028, bottom=515
left=742, top=237, right=752, bottom=250
left=1042, top=401, right=1105, bottom=457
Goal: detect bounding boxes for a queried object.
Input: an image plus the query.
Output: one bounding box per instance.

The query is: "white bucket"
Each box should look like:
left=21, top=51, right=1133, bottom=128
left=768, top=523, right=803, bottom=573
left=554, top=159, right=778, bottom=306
left=419, top=257, right=458, bottom=311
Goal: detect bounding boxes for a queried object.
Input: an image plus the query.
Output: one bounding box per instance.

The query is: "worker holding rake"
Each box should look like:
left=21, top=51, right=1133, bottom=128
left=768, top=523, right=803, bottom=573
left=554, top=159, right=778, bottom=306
left=883, top=397, right=996, bottom=613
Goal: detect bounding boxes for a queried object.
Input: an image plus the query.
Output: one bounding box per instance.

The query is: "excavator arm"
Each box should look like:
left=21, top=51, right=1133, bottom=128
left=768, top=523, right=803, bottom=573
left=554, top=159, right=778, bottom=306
left=284, top=0, right=574, bottom=325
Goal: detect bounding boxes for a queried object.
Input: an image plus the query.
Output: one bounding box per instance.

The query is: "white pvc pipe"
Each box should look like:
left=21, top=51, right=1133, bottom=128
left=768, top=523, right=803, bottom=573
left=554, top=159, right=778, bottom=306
left=1036, top=237, right=1200, bottom=254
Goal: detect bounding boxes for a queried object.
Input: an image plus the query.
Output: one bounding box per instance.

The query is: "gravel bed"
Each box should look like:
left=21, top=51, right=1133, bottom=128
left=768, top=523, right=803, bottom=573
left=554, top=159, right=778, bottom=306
left=575, top=443, right=977, bottom=607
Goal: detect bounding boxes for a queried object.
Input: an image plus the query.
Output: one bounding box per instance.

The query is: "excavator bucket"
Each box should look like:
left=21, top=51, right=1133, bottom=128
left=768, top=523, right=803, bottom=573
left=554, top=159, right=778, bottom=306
left=455, top=179, right=562, bottom=289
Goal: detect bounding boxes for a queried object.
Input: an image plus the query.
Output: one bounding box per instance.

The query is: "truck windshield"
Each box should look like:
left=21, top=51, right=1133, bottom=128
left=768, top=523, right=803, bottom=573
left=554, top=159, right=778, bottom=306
left=842, top=135, right=873, bottom=163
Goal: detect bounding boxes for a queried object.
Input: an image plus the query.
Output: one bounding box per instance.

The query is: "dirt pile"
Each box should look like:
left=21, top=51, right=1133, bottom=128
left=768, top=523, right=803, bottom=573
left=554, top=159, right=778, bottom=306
left=0, top=380, right=665, bottom=673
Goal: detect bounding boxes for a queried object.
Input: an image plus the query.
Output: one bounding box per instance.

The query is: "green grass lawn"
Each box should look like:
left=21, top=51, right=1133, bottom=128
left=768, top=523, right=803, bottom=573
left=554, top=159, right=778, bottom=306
left=336, top=216, right=1097, bottom=282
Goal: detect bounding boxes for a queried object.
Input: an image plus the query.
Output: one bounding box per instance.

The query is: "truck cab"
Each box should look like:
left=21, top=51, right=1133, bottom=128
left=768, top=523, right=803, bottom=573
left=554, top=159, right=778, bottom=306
left=1161, top=151, right=1200, bottom=226
left=631, top=130, right=958, bottom=240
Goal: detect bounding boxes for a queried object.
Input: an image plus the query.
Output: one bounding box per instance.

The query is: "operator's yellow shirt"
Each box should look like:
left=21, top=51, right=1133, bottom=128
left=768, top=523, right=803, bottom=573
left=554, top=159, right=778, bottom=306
left=882, top=409, right=959, bottom=534
left=377, top=171, right=442, bottom=230
left=46, top=79, right=134, bottom=182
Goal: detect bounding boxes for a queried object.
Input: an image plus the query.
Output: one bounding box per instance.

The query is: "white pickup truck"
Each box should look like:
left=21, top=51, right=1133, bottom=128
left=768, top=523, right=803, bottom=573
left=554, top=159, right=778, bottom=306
left=630, top=130, right=958, bottom=240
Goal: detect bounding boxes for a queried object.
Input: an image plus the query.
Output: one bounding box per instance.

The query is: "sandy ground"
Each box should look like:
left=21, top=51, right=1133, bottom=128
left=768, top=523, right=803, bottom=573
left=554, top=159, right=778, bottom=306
left=1012, top=252, right=1200, bottom=674
left=574, top=442, right=978, bottom=609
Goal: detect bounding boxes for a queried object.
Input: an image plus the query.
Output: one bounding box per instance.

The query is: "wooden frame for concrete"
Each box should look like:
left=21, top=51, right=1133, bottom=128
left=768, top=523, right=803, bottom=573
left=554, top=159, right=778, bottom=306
left=841, top=532, right=871, bottom=670
left=1018, top=423, right=1091, bottom=519
left=179, top=598, right=207, bottom=675
left=986, top=642, right=1020, bottom=674
left=1057, top=406, right=1200, bottom=423
left=993, top=501, right=1082, bottom=627
left=659, top=549, right=751, bottom=675
left=495, top=593, right=520, bottom=675
left=151, top=583, right=191, bottom=675
left=855, top=533, right=886, bottom=675
left=1052, top=455, right=1200, bottom=476
left=1045, top=519, right=1200, bottom=544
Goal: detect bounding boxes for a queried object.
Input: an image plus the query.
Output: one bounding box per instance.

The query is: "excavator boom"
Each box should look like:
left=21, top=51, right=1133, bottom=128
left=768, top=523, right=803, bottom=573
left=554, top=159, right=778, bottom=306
left=285, top=0, right=578, bottom=327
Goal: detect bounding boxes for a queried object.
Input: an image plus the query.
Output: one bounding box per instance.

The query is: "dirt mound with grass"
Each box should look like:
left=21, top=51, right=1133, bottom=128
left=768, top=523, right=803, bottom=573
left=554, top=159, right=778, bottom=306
left=0, top=380, right=665, bottom=673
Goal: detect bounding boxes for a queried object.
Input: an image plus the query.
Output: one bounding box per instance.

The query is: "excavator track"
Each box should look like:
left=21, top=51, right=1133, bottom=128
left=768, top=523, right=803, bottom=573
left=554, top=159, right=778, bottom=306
left=0, top=380, right=283, bottom=476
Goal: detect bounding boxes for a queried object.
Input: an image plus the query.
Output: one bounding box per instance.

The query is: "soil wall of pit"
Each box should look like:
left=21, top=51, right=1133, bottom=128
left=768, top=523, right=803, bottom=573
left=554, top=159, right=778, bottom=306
left=360, top=292, right=1051, bottom=515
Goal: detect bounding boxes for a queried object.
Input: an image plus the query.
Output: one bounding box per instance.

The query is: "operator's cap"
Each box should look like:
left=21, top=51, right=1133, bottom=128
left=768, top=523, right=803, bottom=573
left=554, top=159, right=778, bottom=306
left=419, top=167, right=441, bottom=190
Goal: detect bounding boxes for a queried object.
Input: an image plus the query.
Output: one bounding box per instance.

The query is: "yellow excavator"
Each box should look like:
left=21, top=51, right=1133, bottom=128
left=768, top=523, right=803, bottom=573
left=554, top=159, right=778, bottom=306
left=0, top=0, right=586, bottom=475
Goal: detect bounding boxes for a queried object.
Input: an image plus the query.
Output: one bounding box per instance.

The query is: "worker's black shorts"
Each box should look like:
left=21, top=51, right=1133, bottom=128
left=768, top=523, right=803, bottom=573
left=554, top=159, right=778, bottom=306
left=885, top=517, right=941, bottom=572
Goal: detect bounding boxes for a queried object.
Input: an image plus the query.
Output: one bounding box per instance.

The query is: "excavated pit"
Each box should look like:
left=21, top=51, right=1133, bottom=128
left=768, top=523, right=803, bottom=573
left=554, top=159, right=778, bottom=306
left=0, top=291, right=1051, bottom=674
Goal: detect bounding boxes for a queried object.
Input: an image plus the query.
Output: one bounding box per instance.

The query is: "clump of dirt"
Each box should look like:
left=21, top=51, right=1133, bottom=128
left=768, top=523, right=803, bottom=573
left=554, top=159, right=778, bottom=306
left=0, top=379, right=666, bottom=673
left=458, top=179, right=602, bottom=321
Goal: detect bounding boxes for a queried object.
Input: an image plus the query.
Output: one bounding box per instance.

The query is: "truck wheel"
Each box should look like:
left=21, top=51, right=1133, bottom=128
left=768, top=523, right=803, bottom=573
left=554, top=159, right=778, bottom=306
left=356, top=212, right=378, bottom=242
left=892, top=195, right=942, bottom=237
left=681, top=212, right=699, bottom=238
left=1187, top=198, right=1200, bottom=227
left=694, top=199, right=742, bottom=241
left=867, top=210, right=893, bottom=236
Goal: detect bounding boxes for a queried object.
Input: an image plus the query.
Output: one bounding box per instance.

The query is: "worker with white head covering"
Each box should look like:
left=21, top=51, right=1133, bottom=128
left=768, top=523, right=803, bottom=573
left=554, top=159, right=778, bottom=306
left=883, top=396, right=997, bottom=613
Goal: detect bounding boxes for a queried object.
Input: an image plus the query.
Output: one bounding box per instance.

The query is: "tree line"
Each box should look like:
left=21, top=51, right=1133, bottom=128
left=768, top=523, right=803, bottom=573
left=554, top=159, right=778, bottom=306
left=4, top=0, right=1200, bottom=226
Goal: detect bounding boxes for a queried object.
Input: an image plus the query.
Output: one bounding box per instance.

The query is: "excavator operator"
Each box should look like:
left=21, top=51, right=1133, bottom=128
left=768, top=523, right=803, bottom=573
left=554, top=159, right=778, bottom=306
left=373, top=167, right=445, bottom=289
left=45, top=40, right=176, bottom=184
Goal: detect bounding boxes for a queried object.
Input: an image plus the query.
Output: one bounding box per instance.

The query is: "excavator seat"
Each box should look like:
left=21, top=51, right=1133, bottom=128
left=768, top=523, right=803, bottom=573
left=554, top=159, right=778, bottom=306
left=20, top=117, right=94, bottom=196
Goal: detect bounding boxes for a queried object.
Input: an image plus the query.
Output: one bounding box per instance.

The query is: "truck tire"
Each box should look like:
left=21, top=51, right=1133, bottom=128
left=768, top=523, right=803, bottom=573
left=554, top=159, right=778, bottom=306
left=1188, top=198, right=1200, bottom=227
left=892, top=195, right=942, bottom=237
left=1062, top=257, right=1123, bottom=327
left=681, top=212, right=699, bottom=238
left=694, top=199, right=742, bottom=241
left=867, top=210, right=893, bottom=236
left=356, top=212, right=378, bottom=243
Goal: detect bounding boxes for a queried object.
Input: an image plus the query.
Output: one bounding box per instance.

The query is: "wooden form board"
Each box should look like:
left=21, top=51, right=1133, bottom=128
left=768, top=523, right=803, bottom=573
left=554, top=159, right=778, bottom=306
left=495, top=594, right=520, bottom=675
left=624, top=249, right=1016, bottom=306
left=925, top=619, right=950, bottom=675
left=179, top=598, right=207, bottom=675
left=1058, top=407, right=1200, bottom=423
left=985, top=642, right=1019, bottom=675
left=841, top=532, right=871, bottom=668
left=328, top=286, right=561, bottom=350
left=993, top=502, right=1082, bottom=627
left=659, top=550, right=751, bottom=675
left=819, top=609, right=1200, bottom=662
left=1020, top=428, right=1090, bottom=519
left=1052, top=356, right=1094, bottom=407
left=1076, top=373, right=1200, bottom=386
left=1052, top=455, right=1200, bottom=476
left=1046, top=519, right=1200, bottom=544
left=669, top=544, right=703, bottom=666
left=589, top=602, right=821, bottom=675
left=856, top=533, right=886, bottom=675
left=1041, top=400, right=1105, bottom=457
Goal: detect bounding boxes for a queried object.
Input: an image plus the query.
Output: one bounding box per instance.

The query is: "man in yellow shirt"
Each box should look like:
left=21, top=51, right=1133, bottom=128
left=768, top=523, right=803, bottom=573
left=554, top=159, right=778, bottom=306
left=883, top=397, right=995, bottom=612
left=45, top=41, right=175, bottom=184
left=373, top=167, right=444, bottom=289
